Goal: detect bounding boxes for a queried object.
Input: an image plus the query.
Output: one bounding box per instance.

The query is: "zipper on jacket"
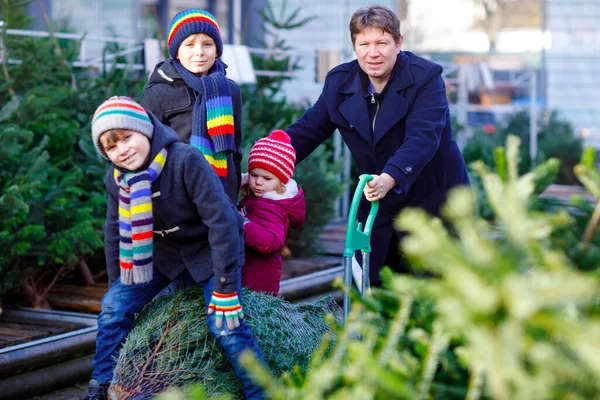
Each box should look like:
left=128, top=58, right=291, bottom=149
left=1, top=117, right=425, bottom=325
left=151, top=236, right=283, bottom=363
left=372, top=96, right=380, bottom=133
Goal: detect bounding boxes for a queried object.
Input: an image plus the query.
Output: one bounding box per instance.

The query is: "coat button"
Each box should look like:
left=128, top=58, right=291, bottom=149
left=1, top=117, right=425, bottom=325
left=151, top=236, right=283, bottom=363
left=405, top=166, right=412, bottom=173
left=219, top=276, right=226, bottom=283
left=349, top=124, right=353, bottom=129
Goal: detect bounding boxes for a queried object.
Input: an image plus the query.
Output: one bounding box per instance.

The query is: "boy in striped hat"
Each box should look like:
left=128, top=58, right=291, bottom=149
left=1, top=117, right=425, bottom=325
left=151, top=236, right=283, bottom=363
left=238, top=130, right=306, bottom=296
left=85, top=96, right=265, bottom=400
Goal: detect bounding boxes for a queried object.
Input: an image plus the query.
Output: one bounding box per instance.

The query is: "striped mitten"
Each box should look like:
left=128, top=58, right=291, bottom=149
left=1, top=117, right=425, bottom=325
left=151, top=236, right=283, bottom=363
left=207, top=291, right=244, bottom=330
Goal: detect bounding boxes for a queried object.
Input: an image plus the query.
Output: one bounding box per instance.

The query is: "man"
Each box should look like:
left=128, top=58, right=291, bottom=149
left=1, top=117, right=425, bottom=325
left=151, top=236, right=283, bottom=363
left=286, top=5, right=469, bottom=287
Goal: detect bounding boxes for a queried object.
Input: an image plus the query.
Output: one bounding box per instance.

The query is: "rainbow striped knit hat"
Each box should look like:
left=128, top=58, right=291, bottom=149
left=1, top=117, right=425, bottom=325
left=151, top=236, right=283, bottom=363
left=91, top=96, right=154, bottom=159
left=167, top=9, right=223, bottom=59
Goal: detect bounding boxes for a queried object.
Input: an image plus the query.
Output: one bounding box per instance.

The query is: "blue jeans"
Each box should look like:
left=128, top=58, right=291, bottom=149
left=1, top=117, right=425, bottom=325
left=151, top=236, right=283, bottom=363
left=92, top=269, right=265, bottom=399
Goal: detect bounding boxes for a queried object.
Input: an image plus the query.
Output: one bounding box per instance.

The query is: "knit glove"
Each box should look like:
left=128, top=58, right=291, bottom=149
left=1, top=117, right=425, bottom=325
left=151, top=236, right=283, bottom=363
left=207, top=291, right=244, bottom=330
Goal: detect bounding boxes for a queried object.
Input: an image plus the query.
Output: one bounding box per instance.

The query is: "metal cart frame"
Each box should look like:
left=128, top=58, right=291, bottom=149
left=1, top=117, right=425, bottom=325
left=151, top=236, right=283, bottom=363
left=342, top=174, right=379, bottom=324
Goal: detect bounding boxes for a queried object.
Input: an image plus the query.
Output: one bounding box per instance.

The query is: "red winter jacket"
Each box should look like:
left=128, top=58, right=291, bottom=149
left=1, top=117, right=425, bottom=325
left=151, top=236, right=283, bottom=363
left=239, top=179, right=306, bottom=295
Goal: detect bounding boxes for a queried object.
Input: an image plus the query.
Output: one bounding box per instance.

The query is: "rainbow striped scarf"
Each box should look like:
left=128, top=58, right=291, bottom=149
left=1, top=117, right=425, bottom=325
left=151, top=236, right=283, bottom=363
left=114, top=148, right=168, bottom=285
left=173, top=60, right=235, bottom=188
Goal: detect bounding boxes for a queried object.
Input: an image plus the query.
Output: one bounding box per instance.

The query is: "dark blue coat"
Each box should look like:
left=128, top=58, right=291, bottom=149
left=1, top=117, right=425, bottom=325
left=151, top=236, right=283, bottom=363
left=104, top=114, right=244, bottom=293
left=286, top=51, right=469, bottom=277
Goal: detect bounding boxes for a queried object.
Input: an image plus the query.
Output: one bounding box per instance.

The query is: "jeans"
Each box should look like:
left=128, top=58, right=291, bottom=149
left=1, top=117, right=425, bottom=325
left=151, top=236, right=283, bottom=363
left=92, top=269, right=265, bottom=399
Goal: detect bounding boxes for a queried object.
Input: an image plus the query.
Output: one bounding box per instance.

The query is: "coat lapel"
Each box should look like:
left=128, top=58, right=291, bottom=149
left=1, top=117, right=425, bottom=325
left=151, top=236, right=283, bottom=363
left=373, top=92, right=409, bottom=146
left=373, top=51, right=414, bottom=145
left=337, top=64, right=373, bottom=145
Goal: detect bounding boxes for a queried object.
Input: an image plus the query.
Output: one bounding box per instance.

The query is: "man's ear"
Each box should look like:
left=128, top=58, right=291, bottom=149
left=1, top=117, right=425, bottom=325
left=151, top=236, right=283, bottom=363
left=396, top=35, right=403, bottom=52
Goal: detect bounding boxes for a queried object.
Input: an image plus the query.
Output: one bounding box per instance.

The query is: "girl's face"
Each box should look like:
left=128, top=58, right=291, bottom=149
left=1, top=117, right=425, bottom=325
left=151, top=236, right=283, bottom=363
left=176, top=33, right=217, bottom=76
left=248, top=168, right=282, bottom=198
left=100, top=130, right=151, bottom=171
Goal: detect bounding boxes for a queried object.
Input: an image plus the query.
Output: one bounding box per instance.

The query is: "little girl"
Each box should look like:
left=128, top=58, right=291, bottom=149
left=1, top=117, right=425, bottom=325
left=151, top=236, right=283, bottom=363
left=239, top=130, right=306, bottom=296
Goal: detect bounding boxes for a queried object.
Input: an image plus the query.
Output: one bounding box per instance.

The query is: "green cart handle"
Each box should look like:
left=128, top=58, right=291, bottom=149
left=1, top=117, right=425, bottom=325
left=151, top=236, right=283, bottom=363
left=343, top=174, right=379, bottom=257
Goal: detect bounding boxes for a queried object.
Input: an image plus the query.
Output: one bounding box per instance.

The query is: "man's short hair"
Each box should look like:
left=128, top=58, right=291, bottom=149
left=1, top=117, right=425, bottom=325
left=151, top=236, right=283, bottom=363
left=349, top=5, right=401, bottom=45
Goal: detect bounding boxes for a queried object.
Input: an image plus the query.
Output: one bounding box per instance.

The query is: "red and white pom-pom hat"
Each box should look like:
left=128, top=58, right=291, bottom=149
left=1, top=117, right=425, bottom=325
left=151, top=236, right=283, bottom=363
left=247, top=130, right=296, bottom=184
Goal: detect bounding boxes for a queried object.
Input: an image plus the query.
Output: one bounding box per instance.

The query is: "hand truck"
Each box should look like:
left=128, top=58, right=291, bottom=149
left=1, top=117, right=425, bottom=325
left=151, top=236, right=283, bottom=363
left=342, top=174, right=379, bottom=325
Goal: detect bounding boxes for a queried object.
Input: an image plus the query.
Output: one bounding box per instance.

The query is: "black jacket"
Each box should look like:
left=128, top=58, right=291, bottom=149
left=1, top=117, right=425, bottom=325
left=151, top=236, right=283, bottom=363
left=140, top=59, right=243, bottom=203
left=104, top=114, right=244, bottom=293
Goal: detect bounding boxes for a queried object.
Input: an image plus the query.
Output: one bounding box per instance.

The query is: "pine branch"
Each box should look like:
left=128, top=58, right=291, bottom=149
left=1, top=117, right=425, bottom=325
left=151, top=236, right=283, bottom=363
left=466, top=367, right=484, bottom=400
left=378, top=294, right=413, bottom=365
left=135, top=318, right=174, bottom=389
left=78, top=256, right=96, bottom=285
left=583, top=200, right=600, bottom=244
left=39, top=261, right=70, bottom=299
left=417, top=323, right=450, bottom=400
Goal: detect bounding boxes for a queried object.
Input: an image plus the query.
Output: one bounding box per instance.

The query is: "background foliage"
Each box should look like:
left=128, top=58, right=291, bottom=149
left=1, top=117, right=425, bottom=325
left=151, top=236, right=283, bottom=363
left=462, top=110, right=582, bottom=185
left=0, top=1, right=148, bottom=303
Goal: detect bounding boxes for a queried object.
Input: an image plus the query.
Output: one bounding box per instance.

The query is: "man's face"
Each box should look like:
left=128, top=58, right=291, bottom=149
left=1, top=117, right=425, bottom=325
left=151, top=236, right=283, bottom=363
left=100, top=130, right=151, bottom=171
left=354, top=27, right=402, bottom=85
left=177, top=33, right=217, bottom=76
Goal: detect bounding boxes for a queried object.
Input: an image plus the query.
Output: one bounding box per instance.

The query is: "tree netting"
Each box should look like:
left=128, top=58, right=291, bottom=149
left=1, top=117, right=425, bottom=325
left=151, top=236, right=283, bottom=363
left=108, top=286, right=341, bottom=399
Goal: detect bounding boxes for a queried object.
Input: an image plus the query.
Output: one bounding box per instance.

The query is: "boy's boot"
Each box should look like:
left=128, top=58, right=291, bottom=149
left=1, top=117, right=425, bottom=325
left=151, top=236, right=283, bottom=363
left=83, top=379, right=109, bottom=400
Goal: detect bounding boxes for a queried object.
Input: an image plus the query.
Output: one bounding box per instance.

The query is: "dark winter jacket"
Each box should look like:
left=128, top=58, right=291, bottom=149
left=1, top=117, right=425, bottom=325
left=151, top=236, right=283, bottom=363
left=140, top=59, right=243, bottom=204
left=104, top=113, right=244, bottom=293
left=286, top=51, right=470, bottom=279
left=238, top=180, right=306, bottom=295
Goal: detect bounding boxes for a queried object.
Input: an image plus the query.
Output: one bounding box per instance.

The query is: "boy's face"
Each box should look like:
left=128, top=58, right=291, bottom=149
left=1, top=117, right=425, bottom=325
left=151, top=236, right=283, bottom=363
left=176, top=33, right=217, bottom=76
left=248, top=168, right=282, bottom=198
left=100, top=130, right=151, bottom=171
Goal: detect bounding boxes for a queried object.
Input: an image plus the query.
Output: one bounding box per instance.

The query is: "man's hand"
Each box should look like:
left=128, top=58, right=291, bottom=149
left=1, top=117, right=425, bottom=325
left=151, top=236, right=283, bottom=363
left=207, top=291, right=244, bottom=330
left=364, top=173, right=396, bottom=202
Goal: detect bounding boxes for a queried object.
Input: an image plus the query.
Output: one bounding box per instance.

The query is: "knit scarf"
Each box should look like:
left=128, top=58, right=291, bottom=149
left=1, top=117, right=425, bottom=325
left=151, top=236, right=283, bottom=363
left=173, top=59, right=235, bottom=188
left=114, top=148, right=168, bottom=285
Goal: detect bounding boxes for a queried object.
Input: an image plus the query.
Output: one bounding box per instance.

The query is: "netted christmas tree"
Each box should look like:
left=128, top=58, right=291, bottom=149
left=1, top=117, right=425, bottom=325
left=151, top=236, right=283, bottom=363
left=108, top=287, right=341, bottom=399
